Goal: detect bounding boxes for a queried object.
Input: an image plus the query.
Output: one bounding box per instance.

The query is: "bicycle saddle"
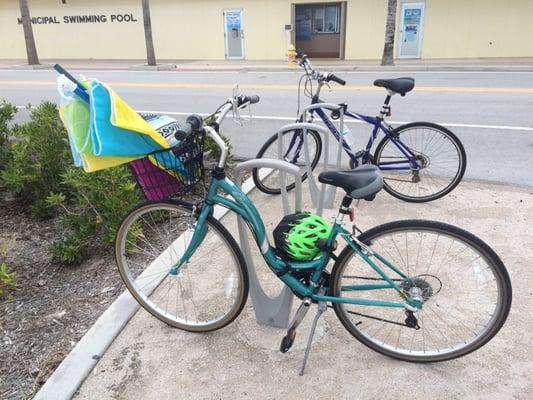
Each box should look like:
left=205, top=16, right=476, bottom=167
left=318, top=165, right=383, bottom=199
left=373, top=77, right=415, bottom=96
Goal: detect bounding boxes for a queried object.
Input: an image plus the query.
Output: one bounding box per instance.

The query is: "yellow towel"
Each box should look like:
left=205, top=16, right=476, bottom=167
left=107, top=86, right=169, bottom=149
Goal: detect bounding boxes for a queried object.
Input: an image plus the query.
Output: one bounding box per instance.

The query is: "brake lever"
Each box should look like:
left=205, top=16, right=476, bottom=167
left=236, top=100, right=253, bottom=122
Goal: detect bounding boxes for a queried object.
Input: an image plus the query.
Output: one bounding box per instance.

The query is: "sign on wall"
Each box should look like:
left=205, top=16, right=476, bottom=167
left=398, top=2, right=425, bottom=58
left=16, top=14, right=139, bottom=25
left=225, top=11, right=241, bottom=30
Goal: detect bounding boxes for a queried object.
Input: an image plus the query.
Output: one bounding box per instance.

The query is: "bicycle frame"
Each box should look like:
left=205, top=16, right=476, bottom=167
left=286, top=95, right=422, bottom=172
left=178, top=173, right=419, bottom=310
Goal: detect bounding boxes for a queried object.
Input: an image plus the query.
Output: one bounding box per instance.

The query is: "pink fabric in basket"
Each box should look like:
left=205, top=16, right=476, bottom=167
left=129, top=157, right=181, bottom=201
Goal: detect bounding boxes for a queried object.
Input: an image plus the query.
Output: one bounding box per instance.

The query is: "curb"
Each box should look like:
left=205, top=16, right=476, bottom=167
left=33, top=174, right=259, bottom=400
left=2, top=62, right=533, bottom=73
left=129, top=63, right=177, bottom=71
left=9, top=63, right=53, bottom=70
left=172, top=65, right=533, bottom=73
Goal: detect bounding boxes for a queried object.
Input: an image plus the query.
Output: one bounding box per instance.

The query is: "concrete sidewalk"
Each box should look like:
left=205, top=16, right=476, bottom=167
left=2, top=57, right=533, bottom=72
left=72, top=179, right=532, bottom=400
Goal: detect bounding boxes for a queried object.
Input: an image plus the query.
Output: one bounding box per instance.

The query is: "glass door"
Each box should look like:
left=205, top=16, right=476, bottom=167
left=398, top=2, right=425, bottom=59
left=224, top=9, right=244, bottom=59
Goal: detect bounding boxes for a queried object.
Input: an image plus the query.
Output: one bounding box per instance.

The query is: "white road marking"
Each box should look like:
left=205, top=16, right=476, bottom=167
left=2, top=69, right=533, bottom=75
left=136, top=109, right=533, bottom=131
left=15, top=105, right=533, bottom=131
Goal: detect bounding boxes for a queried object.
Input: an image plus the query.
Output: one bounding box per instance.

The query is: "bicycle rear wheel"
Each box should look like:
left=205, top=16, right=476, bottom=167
left=374, top=122, right=466, bottom=202
left=331, top=220, right=511, bottom=362
left=115, top=200, right=249, bottom=332
left=252, top=129, right=322, bottom=195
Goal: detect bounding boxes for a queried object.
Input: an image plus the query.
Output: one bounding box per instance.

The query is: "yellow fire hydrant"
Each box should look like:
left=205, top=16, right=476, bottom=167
left=287, top=44, right=297, bottom=68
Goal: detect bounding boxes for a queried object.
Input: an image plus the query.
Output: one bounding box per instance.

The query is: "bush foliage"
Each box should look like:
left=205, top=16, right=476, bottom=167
left=0, top=99, right=17, bottom=170
left=48, top=167, right=140, bottom=265
left=1, top=102, right=71, bottom=216
left=0, top=100, right=230, bottom=266
left=0, top=101, right=141, bottom=264
left=0, top=243, right=16, bottom=300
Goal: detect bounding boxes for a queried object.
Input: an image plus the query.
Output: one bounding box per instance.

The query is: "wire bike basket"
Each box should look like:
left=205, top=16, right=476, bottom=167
left=129, top=131, right=206, bottom=201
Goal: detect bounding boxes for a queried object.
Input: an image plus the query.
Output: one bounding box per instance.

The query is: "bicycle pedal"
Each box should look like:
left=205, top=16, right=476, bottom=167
left=280, top=330, right=297, bottom=353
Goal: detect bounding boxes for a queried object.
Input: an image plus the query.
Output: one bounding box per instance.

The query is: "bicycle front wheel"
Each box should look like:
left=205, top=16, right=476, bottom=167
left=252, top=129, right=322, bottom=195
left=331, top=220, right=511, bottom=362
left=374, top=122, right=466, bottom=202
left=115, top=200, right=249, bottom=332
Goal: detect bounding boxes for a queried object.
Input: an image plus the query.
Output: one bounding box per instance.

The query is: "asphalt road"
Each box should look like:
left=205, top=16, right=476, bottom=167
left=1, top=69, right=532, bottom=186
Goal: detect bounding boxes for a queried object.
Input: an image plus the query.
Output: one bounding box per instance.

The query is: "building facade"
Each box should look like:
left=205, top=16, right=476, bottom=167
left=2, top=0, right=533, bottom=61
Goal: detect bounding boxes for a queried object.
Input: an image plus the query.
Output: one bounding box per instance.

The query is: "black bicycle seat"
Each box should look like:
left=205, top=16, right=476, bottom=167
left=373, top=77, right=415, bottom=96
left=318, top=165, right=383, bottom=199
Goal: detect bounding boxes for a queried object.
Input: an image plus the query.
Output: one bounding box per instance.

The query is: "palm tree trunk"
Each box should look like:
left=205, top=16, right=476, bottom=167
left=19, top=0, right=39, bottom=65
left=142, top=0, right=156, bottom=66
left=381, top=0, right=397, bottom=66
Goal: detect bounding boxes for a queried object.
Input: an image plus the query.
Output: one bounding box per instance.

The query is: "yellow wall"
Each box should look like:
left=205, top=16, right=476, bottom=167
left=1, top=0, right=145, bottom=59
left=421, top=0, right=533, bottom=59
left=344, top=0, right=388, bottom=59
left=1, top=0, right=533, bottom=60
left=150, top=0, right=290, bottom=60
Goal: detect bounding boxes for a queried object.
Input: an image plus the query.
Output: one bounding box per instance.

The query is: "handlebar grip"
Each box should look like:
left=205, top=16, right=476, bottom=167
left=327, top=73, right=346, bottom=86
left=174, top=114, right=203, bottom=141
left=246, top=95, right=260, bottom=105
left=237, top=95, right=260, bottom=107
left=296, top=49, right=307, bottom=59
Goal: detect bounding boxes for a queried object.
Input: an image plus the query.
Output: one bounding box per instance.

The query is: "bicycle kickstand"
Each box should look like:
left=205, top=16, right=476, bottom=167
left=299, top=289, right=327, bottom=376
left=280, top=297, right=312, bottom=353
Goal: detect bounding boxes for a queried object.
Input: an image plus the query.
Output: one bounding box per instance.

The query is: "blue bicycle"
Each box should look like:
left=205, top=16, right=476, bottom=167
left=252, top=54, right=467, bottom=203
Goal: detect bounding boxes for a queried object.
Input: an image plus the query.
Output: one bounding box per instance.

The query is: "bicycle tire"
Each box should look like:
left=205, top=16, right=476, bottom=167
left=373, top=122, right=467, bottom=202
left=331, top=219, right=512, bottom=362
left=252, top=129, right=322, bottom=195
left=115, top=200, right=249, bottom=332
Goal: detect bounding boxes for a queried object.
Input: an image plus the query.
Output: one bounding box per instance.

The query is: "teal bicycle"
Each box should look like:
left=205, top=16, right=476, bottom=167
left=115, top=94, right=511, bottom=369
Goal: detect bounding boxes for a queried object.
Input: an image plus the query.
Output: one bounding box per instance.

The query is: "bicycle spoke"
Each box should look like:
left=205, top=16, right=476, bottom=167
left=117, top=203, right=246, bottom=331
left=334, top=222, right=508, bottom=360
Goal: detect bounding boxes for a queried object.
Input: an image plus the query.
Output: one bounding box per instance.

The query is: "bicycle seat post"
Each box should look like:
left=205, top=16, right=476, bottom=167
left=378, top=90, right=394, bottom=120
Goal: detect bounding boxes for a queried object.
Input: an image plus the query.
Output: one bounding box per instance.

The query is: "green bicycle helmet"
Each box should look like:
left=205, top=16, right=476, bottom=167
left=273, top=212, right=332, bottom=261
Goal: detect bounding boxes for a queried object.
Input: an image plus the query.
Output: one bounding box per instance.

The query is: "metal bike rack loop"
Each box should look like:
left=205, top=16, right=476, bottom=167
left=299, top=103, right=347, bottom=211
left=234, top=159, right=302, bottom=328
left=275, top=112, right=344, bottom=214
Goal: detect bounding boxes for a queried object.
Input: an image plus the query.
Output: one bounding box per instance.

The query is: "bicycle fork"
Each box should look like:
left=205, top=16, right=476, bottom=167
left=169, top=206, right=209, bottom=275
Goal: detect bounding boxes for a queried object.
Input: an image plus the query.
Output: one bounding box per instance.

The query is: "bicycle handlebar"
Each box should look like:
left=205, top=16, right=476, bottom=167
left=176, top=93, right=260, bottom=141
left=296, top=53, right=347, bottom=87
left=174, top=114, right=204, bottom=141
left=237, top=94, right=260, bottom=107
left=326, top=73, right=346, bottom=86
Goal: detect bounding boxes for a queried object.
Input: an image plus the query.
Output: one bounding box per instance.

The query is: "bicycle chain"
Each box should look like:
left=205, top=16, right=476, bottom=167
left=327, top=305, right=419, bottom=329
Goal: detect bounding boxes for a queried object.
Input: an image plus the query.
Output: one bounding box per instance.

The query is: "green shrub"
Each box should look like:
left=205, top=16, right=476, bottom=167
left=0, top=99, right=17, bottom=170
left=48, top=166, right=141, bottom=265
left=0, top=102, right=71, bottom=217
left=0, top=243, right=16, bottom=300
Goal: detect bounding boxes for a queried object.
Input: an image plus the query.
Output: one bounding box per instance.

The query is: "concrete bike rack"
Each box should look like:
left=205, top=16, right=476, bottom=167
left=276, top=102, right=346, bottom=214
left=234, top=159, right=302, bottom=328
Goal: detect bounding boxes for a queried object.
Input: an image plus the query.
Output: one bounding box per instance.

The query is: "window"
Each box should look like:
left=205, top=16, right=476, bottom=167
left=313, top=7, right=325, bottom=33
left=324, top=4, right=338, bottom=33
left=313, top=3, right=339, bottom=34
left=295, top=3, right=340, bottom=37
